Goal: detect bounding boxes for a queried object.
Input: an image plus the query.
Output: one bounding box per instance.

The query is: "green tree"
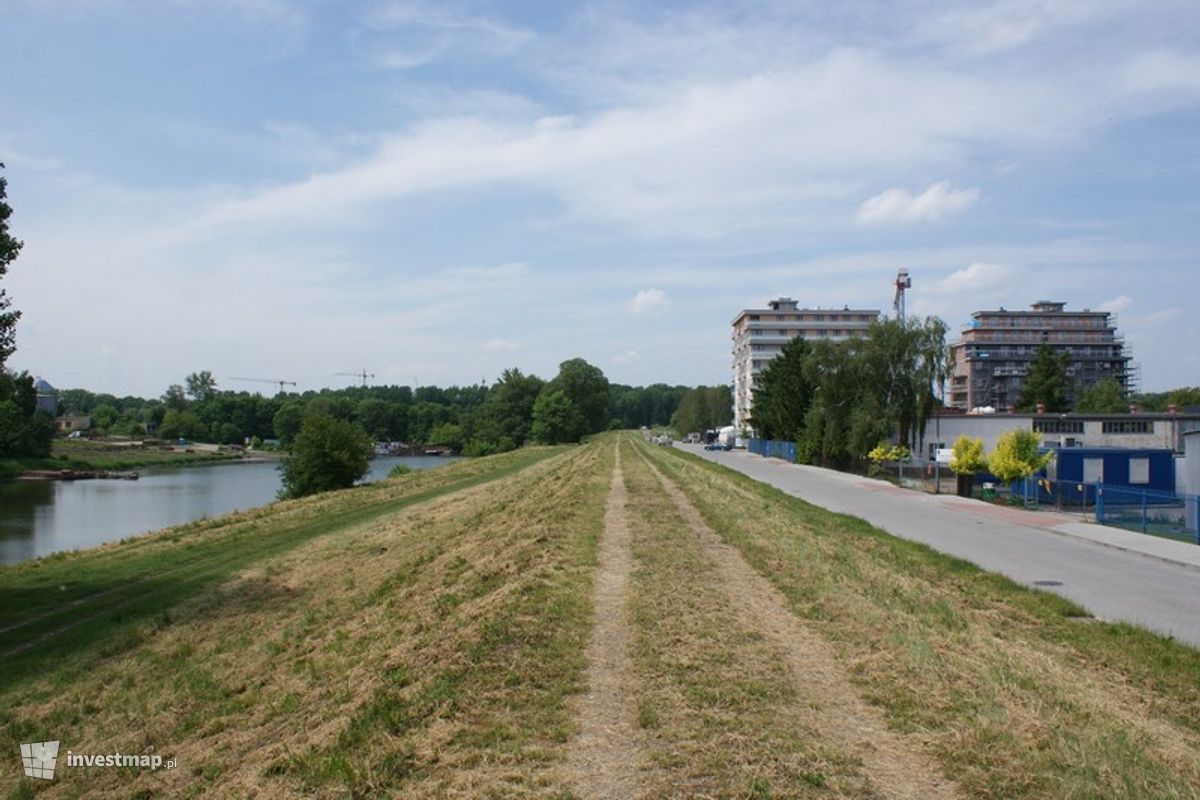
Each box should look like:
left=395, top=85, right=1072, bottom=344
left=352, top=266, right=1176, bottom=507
left=426, top=422, right=464, bottom=452
left=158, top=409, right=206, bottom=441
left=162, top=384, right=188, bottom=412
left=273, top=402, right=304, bottom=446
left=465, top=368, right=544, bottom=454
left=185, top=370, right=218, bottom=402
left=548, top=358, right=609, bottom=436
left=750, top=338, right=813, bottom=440
left=217, top=422, right=243, bottom=445
left=278, top=411, right=372, bottom=499
left=0, top=400, right=26, bottom=456
left=90, top=403, right=120, bottom=433
left=531, top=386, right=584, bottom=444
left=0, top=163, right=23, bottom=370
left=1015, top=345, right=1069, bottom=412
left=1074, top=377, right=1126, bottom=413
left=354, top=397, right=395, bottom=440
left=1166, top=387, right=1200, bottom=411
left=988, top=429, right=1054, bottom=485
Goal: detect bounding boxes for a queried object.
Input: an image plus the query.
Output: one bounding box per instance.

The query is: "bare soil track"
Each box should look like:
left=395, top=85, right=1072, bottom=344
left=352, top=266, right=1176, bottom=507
left=637, top=449, right=961, bottom=800
left=563, top=444, right=648, bottom=800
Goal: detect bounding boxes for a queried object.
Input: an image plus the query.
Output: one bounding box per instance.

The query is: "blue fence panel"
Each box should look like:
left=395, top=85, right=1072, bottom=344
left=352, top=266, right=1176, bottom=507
left=748, top=438, right=796, bottom=462
left=1094, top=483, right=1199, bottom=544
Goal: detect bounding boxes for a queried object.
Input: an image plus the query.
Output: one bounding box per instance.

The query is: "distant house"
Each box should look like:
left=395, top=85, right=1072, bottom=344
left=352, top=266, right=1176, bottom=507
left=56, top=414, right=91, bottom=434
left=34, top=378, right=59, bottom=416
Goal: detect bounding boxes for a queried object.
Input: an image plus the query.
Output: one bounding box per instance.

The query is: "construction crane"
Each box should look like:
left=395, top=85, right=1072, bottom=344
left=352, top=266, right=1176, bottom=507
left=893, top=268, right=912, bottom=319
left=336, top=369, right=375, bottom=387
left=230, top=376, right=297, bottom=394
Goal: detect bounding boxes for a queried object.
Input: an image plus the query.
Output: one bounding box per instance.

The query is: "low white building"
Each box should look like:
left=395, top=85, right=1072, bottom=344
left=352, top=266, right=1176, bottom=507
left=925, top=411, right=1200, bottom=461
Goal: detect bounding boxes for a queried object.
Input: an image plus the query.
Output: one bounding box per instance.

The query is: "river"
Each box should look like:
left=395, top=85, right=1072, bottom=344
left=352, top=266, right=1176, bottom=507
left=0, top=456, right=462, bottom=565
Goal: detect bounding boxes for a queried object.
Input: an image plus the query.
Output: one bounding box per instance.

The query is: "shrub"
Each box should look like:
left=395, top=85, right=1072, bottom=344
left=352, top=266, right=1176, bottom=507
left=988, top=429, right=1054, bottom=485
left=278, top=412, right=372, bottom=499
left=948, top=435, right=987, bottom=475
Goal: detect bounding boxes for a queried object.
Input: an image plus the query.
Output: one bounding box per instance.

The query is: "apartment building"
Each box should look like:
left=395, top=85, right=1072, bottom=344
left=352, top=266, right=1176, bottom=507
left=947, top=301, right=1133, bottom=412
left=731, top=297, right=879, bottom=433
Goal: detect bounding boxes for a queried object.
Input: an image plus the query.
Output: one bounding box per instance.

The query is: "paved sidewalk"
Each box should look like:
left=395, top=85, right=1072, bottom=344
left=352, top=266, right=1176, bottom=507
left=680, top=444, right=1200, bottom=648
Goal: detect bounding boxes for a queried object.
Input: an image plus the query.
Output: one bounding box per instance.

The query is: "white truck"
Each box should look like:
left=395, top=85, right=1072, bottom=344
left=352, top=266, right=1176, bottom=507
left=717, top=426, right=738, bottom=450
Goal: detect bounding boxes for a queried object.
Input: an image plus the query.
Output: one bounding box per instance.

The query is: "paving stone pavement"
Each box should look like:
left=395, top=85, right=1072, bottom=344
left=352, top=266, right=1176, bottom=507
left=680, top=444, right=1200, bottom=648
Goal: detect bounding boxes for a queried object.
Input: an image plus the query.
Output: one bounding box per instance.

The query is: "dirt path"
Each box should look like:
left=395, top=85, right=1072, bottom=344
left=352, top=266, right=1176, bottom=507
left=563, top=445, right=646, bottom=799
left=640, top=452, right=961, bottom=800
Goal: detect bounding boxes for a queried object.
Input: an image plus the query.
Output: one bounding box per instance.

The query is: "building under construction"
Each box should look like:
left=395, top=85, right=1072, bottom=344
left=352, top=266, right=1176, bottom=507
left=947, top=301, right=1134, bottom=412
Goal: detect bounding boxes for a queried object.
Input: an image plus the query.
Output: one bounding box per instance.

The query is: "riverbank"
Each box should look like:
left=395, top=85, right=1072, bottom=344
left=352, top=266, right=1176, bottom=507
left=2, top=434, right=1199, bottom=798
left=0, top=454, right=463, bottom=565
left=0, top=439, right=241, bottom=480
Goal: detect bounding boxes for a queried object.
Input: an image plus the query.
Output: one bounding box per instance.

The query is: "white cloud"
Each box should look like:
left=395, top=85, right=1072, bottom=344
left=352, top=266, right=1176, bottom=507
left=1121, top=49, right=1200, bottom=94
left=856, top=181, right=981, bottom=225
left=929, top=262, right=1016, bottom=294
left=448, top=262, right=528, bottom=279
left=365, top=1, right=533, bottom=69
left=1098, top=294, right=1133, bottom=313
left=612, top=350, right=639, bottom=364
left=629, top=288, right=668, bottom=314
left=1128, top=307, right=1183, bottom=327
left=482, top=338, right=519, bottom=351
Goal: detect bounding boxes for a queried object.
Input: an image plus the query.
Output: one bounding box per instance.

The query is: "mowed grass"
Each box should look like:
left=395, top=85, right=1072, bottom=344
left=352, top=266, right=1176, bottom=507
left=0, top=447, right=563, bottom=684
left=1, top=441, right=609, bottom=798
left=619, top=440, right=871, bottom=798
left=639, top=436, right=1200, bottom=799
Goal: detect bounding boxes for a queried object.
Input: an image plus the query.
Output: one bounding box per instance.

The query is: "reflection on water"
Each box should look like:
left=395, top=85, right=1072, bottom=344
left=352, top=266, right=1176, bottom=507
left=0, top=456, right=461, bottom=565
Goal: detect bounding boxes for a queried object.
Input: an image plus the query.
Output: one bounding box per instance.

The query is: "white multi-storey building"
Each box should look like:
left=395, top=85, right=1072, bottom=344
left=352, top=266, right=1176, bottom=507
left=731, top=297, right=879, bottom=434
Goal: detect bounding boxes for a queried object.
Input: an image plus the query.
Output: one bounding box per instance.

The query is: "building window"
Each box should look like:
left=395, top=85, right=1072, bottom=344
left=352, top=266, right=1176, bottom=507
left=1101, top=421, right=1153, bottom=434
left=1083, top=458, right=1104, bottom=483
left=1033, top=420, right=1084, bottom=434
left=1129, top=458, right=1150, bottom=485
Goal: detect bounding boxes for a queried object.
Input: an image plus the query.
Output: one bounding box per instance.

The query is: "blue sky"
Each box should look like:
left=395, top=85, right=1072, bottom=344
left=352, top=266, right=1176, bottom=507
left=2, top=0, right=1198, bottom=396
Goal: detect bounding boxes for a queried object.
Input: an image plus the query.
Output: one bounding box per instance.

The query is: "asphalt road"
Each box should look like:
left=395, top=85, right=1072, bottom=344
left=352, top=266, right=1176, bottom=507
left=680, top=444, right=1200, bottom=648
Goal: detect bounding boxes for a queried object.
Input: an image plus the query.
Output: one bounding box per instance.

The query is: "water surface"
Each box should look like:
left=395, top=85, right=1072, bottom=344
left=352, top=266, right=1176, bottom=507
left=0, top=456, right=461, bottom=565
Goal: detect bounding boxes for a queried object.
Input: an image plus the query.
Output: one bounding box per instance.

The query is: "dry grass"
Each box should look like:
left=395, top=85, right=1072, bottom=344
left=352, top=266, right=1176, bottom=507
left=618, top=439, right=878, bottom=799
left=1, top=443, right=609, bottom=798
left=639, top=436, right=1200, bottom=799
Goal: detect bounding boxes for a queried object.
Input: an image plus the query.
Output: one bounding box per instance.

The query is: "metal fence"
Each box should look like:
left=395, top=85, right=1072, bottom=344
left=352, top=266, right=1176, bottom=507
left=748, top=438, right=797, bottom=462
left=743, top=440, right=1200, bottom=545
left=1095, top=484, right=1200, bottom=544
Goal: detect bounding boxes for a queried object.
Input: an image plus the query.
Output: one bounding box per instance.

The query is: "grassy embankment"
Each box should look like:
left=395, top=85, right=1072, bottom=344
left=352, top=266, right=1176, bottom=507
left=0, top=439, right=240, bottom=479
left=638, top=436, right=1200, bottom=798
left=3, top=431, right=1200, bottom=798
left=1, top=442, right=603, bottom=798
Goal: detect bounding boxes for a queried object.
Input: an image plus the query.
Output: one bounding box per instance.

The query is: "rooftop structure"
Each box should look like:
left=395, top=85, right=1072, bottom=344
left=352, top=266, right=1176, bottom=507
left=731, top=297, right=880, bottom=433
left=34, top=377, right=58, bottom=416
left=947, top=301, right=1133, bottom=412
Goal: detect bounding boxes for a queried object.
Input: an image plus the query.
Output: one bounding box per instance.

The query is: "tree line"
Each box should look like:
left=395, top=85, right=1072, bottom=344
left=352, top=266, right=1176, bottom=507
left=750, top=317, right=948, bottom=467
left=54, top=362, right=728, bottom=456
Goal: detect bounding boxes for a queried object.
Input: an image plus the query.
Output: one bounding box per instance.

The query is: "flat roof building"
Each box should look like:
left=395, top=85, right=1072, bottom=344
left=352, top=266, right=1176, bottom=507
left=731, top=297, right=879, bottom=433
left=947, top=301, right=1133, bottom=412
